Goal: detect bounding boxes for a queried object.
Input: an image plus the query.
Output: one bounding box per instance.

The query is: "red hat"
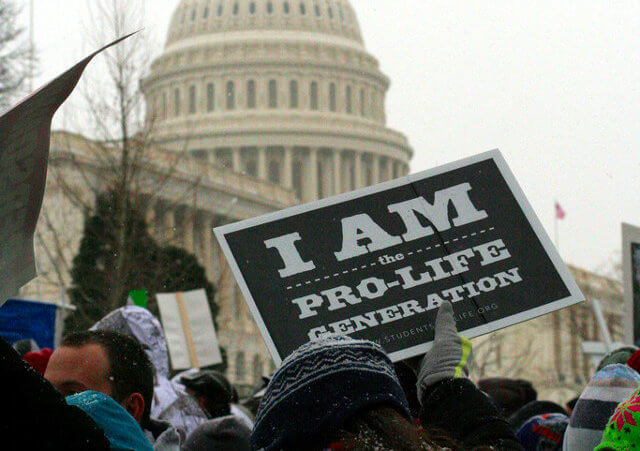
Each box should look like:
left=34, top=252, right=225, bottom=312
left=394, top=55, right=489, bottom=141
left=627, top=349, right=640, bottom=374
left=23, top=348, right=53, bottom=375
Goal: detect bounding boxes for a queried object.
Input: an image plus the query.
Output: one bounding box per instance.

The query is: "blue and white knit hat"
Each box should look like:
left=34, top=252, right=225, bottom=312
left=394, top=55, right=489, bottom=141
left=251, top=336, right=411, bottom=451
left=517, top=413, right=569, bottom=451
left=563, top=364, right=640, bottom=451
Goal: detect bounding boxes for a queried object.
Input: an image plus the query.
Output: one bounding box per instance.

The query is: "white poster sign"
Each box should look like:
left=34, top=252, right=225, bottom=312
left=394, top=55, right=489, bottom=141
left=157, top=288, right=222, bottom=370
left=0, top=33, right=136, bottom=304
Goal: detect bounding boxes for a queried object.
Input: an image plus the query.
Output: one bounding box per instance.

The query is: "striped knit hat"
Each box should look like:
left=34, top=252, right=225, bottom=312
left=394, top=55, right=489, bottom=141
left=595, top=385, right=640, bottom=450
left=251, top=336, right=411, bottom=451
left=563, top=364, right=640, bottom=451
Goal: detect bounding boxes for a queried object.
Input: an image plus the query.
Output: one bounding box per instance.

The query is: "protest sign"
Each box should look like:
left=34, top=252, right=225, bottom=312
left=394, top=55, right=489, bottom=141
left=622, top=223, right=640, bottom=345
left=215, top=150, right=584, bottom=365
left=0, top=32, right=137, bottom=305
left=156, top=289, right=222, bottom=370
left=0, top=299, right=58, bottom=349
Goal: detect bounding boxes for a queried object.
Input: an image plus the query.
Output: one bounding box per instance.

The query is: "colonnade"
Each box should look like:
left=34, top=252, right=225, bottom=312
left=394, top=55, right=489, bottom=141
left=212, top=146, right=410, bottom=202
left=145, top=202, right=221, bottom=279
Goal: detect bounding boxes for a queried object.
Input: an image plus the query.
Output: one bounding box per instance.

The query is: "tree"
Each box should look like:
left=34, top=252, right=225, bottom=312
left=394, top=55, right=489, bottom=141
left=27, top=0, right=204, bottom=307
left=65, top=189, right=217, bottom=332
left=0, top=0, right=35, bottom=110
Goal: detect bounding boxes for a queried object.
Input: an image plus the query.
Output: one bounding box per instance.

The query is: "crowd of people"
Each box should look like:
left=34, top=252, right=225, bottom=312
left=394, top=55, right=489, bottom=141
left=3, top=301, right=640, bottom=450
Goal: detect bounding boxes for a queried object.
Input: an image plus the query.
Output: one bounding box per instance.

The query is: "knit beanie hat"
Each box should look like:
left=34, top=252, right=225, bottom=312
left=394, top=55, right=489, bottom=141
left=595, top=385, right=640, bottom=450
left=22, top=348, right=53, bottom=375
left=597, top=346, right=639, bottom=372
left=182, top=415, right=251, bottom=451
left=516, top=413, right=569, bottom=451
left=627, top=350, right=640, bottom=374
left=510, top=400, right=568, bottom=432
left=251, top=336, right=411, bottom=451
left=563, top=364, right=640, bottom=451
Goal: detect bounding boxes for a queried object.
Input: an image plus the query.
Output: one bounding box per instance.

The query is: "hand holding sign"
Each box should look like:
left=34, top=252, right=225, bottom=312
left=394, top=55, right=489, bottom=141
left=216, top=150, right=584, bottom=365
left=0, top=32, right=137, bottom=305
left=417, top=301, right=473, bottom=400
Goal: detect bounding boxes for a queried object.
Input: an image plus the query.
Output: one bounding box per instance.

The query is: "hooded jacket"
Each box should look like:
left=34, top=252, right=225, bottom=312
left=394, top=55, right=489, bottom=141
left=66, top=391, right=153, bottom=451
left=91, top=306, right=209, bottom=436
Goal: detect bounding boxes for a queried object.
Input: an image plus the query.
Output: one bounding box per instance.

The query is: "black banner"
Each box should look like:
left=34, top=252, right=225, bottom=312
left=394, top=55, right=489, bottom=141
left=216, top=151, right=583, bottom=363
left=623, top=223, right=640, bottom=346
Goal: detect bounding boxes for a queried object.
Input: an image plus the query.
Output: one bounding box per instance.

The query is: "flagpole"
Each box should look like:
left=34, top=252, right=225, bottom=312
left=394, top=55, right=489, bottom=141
left=28, top=0, right=34, bottom=91
left=554, top=200, right=560, bottom=255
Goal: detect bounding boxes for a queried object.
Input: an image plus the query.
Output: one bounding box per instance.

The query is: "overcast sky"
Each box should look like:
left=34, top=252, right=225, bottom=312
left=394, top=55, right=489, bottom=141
left=22, top=0, right=640, bottom=275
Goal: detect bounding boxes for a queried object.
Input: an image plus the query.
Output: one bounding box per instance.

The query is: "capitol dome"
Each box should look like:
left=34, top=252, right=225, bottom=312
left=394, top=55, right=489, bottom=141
left=142, top=0, right=412, bottom=203
left=166, top=0, right=364, bottom=46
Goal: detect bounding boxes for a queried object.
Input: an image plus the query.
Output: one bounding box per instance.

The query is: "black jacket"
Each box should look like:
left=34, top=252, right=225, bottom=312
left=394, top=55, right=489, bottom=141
left=0, top=337, right=110, bottom=450
left=420, top=378, right=525, bottom=450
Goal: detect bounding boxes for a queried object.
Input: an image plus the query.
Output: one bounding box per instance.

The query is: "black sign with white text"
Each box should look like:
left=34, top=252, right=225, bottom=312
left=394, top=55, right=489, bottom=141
left=216, top=151, right=584, bottom=364
left=622, top=223, right=640, bottom=345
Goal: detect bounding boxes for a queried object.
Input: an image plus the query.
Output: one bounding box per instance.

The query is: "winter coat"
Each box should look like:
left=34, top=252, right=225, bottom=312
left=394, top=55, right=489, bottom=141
left=419, top=378, right=525, bottom=450
left=145, top=418, right=183, bottom=451
left=91, top=306, right=209, bottom=435
left=66, top=390, right=153, bottom=451
left=0, top=336, right=110, bottom=450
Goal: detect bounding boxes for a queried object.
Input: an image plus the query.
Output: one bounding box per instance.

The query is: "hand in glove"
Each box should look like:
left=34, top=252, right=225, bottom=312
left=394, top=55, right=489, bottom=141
left=417, top=300, right=473, bottom=402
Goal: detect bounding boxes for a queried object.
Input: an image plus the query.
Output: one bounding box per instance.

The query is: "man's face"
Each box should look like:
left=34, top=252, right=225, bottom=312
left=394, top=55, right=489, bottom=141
left=44, top=344, right=114, bottom=398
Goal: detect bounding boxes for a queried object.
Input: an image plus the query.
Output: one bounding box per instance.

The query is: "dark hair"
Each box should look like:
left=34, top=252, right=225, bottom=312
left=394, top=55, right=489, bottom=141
left=311, top=406, right=463, bottom=451
left=61, top=330, right=154, bottom=425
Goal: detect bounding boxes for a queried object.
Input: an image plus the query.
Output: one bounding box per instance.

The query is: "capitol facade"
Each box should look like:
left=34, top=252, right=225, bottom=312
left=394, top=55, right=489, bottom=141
left=24, top=0, right=413, bottom=393
left=142, top=0, right=412, bottom=202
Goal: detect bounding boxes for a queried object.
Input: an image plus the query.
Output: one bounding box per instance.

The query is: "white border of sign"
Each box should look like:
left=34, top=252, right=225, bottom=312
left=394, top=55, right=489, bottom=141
left=215, top=149, right=584, bottom=366
left=622, top=223, right=640, bottom=345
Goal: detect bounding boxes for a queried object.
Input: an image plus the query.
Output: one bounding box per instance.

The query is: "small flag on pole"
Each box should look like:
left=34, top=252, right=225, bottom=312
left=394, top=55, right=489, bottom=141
left=555, top=201, right=566, bottom=220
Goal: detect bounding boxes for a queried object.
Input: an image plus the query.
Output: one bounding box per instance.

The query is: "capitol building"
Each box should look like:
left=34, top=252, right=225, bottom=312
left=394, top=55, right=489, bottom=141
left=143, top=0, right=412, bottom=201
left=21, top=0, right=628, bottom=401
left=24, top=0, right=413, bottom=393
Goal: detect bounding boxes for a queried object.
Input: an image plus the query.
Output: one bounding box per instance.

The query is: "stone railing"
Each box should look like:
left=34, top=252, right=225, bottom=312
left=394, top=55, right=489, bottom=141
left=153, top=112, right=413, bottom=158
left=49, top=131, right=298, bottom=208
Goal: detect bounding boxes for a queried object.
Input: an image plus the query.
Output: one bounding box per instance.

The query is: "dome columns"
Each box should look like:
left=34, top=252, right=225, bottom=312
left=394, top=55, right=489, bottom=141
left=216, top=146, right=403, bottom=200
left=304, top=147, right=318, bottom=202
left=257, top=147, right=267, bottom=180
left=283, top=147, right=293, bottom=189
left=147, top=200, right=226, bottom=280
left=332, top=149, right=342, bottom=195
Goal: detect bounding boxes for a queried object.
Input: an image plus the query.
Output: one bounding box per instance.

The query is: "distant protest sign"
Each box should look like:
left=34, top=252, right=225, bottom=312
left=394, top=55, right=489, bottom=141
left=0, top=299, right=58, bottom=349
left=622, top=223, right=640, bottom=345
left=0, top=33, right=136, bottom=305
left=215, top=150, right=584, bottom=364
left=157, top=289, right=222, bottom=370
